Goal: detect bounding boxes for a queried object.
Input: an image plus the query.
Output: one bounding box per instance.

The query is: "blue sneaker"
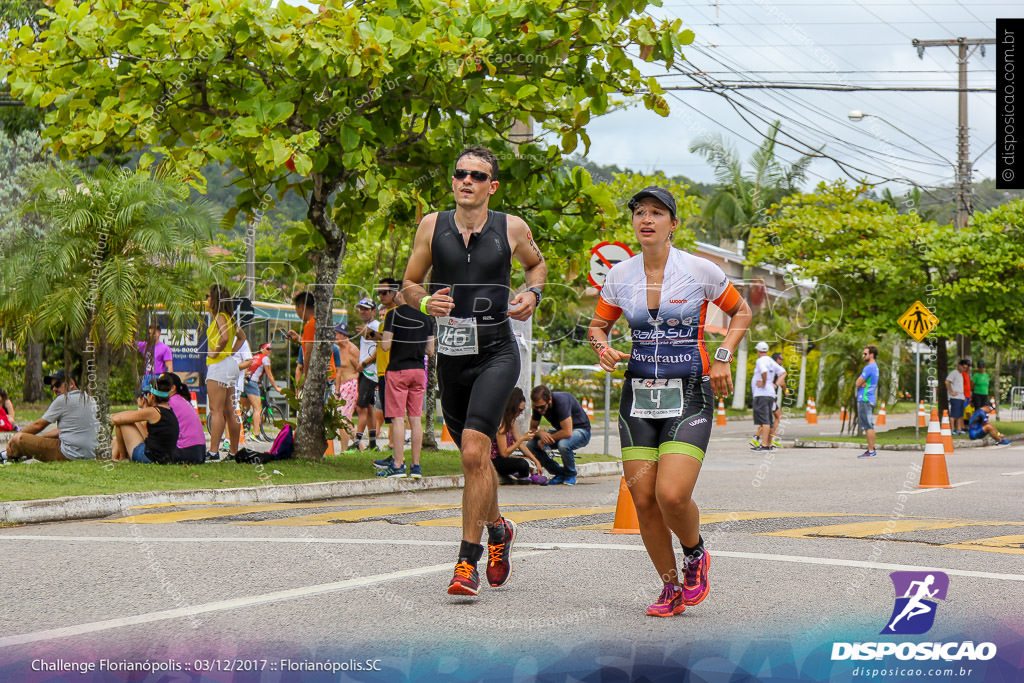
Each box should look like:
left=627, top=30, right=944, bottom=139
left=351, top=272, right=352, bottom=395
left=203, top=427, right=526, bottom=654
left=387, top=464, right=407, bottom=478
left=372, top=456, right=394, bottom=470
left=997, top=439, right=1011, bottom=446
left=409, top=464, right=422, bottom=479
left=857, top=450, right=877, bottom=458
left=562, top=476, right=577, bottom=486
left=545, top=475, right=566, bottom=486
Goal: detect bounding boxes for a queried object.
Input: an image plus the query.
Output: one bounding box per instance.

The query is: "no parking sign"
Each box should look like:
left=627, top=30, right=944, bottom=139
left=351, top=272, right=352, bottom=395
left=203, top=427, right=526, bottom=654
left=588, top=241, right=634, bottom=290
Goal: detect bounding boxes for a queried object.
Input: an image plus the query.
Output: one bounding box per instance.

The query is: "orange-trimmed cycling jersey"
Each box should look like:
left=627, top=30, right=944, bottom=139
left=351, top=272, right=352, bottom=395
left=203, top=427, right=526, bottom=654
left=595, top=248, right=741, bottom=379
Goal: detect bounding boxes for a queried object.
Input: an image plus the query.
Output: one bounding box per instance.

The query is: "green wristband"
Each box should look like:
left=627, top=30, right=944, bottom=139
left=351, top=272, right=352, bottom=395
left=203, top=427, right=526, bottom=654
left=420, top=295, right=432, bottom=314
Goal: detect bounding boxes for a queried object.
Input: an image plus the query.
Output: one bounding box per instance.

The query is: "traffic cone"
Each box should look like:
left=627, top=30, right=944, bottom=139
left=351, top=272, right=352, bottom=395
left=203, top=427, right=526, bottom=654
left=839, top=405, right=847, bottom=423
left=584, top=398, right=595, bottom=420
left=918, top=409, right=951, bottom=489
left=940, top=410, right=954, bottom=455
left=607, top=476, right=640, bottom=535
left=441, top=421, right=455, bottom=444
left=917, top=401, right=927, bottom=428
left=716, top=399, right=727, bottom=426
left=877, top=402, right=886, bottom=426
left=806, top=397, right=818, bottom=424
left=324, top=437, right=335, bottom=456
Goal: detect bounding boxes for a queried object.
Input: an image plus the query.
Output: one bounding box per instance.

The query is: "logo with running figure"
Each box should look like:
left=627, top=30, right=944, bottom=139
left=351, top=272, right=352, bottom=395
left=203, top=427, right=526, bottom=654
left=881, top=571, right=949, bottom=635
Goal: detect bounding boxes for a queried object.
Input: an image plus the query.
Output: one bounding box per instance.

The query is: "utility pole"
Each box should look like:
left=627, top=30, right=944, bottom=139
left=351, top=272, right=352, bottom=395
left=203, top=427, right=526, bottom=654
left=911, top=37, right=995, bottom=230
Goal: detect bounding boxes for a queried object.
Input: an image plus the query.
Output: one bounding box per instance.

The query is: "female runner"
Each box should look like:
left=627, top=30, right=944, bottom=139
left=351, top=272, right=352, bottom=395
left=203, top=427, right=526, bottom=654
left=588, top=186, right=751, bottom=617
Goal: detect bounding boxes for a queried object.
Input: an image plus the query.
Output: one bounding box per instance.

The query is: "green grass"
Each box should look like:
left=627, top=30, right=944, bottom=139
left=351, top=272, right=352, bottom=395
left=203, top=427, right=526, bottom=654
left=807, top=421, right=1024, bottom=445
left=0, top=449, right=618, bottom=502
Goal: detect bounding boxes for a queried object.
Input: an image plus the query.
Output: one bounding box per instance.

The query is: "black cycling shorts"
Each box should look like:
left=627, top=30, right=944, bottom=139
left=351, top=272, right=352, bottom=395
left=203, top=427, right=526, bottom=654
left=356, top=375, right=377, bottom=408
left=437, top=334, right=520, bottom=446
left=618, top=375, right=715, bottom=463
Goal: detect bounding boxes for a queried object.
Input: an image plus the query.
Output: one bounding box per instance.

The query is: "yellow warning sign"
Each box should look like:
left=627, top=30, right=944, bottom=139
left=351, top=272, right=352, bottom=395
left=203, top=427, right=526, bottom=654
left=897, top=301, right=939, bottom=342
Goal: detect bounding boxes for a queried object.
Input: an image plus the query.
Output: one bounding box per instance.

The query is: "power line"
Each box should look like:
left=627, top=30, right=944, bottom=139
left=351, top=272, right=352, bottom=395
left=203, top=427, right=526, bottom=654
left=660, top=84, right=995, bottom=92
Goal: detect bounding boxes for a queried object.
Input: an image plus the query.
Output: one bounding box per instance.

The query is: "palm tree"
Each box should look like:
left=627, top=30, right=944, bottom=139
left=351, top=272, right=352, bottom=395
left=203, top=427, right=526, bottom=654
left=0, top=165, right=216, bottom=458
left=689, top=120, right=815, bottom=245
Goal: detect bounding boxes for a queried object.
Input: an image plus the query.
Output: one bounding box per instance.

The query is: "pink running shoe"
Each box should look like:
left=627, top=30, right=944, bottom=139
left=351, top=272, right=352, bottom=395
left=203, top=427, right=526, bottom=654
left=646, top=583, right=685, bottom=617
left=682, top=549, right=710, bottom=606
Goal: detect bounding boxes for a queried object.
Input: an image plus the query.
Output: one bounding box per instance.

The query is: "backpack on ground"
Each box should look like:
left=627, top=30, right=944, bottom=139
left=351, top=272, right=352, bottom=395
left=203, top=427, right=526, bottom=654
left=233, top=424, right=293, bottom=464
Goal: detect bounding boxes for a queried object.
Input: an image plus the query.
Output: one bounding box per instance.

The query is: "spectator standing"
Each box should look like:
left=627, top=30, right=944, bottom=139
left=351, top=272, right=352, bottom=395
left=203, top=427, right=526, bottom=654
left=232, top=337, right=254, bottom=446
left=768, top=351, right=788, bottom=448
left=525, top=385, right=592, bottom=485
left=751, top=341, right=784, bottom=451
left=288, top=291, right=339, bottom=401
left=371, top=279, right=401, bottom=467
left=962, top=359, right=972, bottom=410
left=111, top=375, right=180, bottom=463
left=5, top=369, right=98, bottom=462
left=855, top=345, right=880, bottom=459
left=137, top=323, right=174, bottom=392
left=492, top=388, right=547, bottom=484
left=376, top=299, right=434, bottom=478
left=945, top=359, right=968, bottom=434
left=348, top=299, right=380, bottom=452
left=205, top=284, right=246, bottom=462
left=334, top=323, right=361, bottom=451
left=971, top=361, right=991, bottom=410
left=243, top=343, right=281, bottom=441
left=162, top=372, right=206, bottom=463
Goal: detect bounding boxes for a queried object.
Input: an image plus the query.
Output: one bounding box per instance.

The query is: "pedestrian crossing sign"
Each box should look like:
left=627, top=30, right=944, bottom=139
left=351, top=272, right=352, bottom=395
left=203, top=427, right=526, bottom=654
left=897, top=301, right=939, bottom=342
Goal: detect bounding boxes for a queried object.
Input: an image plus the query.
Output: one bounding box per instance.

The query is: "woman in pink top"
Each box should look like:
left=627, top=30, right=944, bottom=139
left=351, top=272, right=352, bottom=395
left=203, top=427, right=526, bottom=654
left=160, top=373, right=206, bottom=463
left=491, top=387, right=547, bottom=484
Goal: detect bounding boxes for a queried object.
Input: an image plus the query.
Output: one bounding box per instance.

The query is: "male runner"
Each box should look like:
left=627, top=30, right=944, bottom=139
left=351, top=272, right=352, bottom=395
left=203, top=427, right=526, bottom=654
left=402, top=146, right=547, bottom=596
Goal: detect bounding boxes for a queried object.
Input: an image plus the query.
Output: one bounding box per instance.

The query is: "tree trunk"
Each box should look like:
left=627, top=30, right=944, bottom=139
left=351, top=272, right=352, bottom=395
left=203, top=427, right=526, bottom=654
left=421, top=352, right=438, bottom=449
left=815, top=344, right=825, bottom=403
left=93, top=336, right=113, bottom=460
left=22, top=340, right=43, bottom=403
left=936, top=336, right=948, bottom=413
left=294, top=183, right=346, bottom=461
left=888, top=338, right=901, bottom=407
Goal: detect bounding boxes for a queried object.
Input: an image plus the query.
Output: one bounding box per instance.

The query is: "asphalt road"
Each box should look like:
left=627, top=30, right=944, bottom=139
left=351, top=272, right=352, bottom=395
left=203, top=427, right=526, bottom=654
left=1, top=436, right=1022, bottom=682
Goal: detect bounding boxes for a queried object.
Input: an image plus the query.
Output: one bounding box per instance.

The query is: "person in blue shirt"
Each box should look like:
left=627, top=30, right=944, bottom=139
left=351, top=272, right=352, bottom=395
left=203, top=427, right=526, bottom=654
left=855, top=345, right=880, bottom=459
left=967, top=404, right=1010, bottom=444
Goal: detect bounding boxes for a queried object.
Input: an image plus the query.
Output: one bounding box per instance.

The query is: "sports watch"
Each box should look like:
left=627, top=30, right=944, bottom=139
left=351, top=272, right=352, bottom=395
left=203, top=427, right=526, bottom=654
left=714, top=347, right=733, bottom=363
left=527, top=287, right=543, bottom=305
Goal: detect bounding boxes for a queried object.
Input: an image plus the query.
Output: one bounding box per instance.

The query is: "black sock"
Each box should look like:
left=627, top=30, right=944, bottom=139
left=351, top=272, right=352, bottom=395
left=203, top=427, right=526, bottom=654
left=486, top=517, right=508, bottom=543
left=368, top=430, right=377, bottom=447
left=682, top=536, right=705, bottom=560
left=458, top=540, right=483, bottom=565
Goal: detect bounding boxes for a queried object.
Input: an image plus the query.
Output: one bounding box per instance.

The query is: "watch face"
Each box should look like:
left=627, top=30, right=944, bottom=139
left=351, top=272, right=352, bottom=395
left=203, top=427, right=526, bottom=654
left=715, top=349, right=729, bottom=361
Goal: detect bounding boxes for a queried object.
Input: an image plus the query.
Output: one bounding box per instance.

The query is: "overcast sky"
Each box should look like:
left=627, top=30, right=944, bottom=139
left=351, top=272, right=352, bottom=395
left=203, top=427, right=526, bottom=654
left=287, top=1, right=1005, bottom=202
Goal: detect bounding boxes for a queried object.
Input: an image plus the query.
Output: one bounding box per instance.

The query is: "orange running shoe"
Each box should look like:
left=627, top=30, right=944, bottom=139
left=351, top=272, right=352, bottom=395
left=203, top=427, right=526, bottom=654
left=486, top=518, right=517, bottom=587
left=447, top=561, right=480, bottom=596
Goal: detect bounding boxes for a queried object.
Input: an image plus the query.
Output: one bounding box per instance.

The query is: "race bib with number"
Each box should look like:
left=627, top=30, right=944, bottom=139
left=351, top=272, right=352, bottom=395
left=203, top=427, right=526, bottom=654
left=437, top=317, right=479, bottom=356
left=630, top=378, right=684, bottom=418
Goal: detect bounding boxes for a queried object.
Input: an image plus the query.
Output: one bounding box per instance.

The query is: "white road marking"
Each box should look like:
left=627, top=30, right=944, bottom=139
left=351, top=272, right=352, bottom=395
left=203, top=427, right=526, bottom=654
left=1001, top=471, right=1024, bottom=476
left=897, top=480, right=976, bottom=494
left=2, top=535, right=1023, bottom=584
left=0, top=549, right=551, bottom=648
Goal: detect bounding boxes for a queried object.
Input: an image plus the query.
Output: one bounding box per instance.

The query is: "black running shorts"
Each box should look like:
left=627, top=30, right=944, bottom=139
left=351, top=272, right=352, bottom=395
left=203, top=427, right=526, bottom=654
left=618, top=375, right=715, bottom=463
left=356, top=374, right=377, bottom=408
left=437, top=334, right=520, bottom=446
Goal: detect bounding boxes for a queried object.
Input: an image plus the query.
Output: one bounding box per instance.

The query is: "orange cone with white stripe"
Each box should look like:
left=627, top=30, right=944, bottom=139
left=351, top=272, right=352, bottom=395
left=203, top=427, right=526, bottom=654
left=716, top=399, right=727, bottom=426
left=940, top=410, right=954, bottom=455
left=917, top=401, right=927, bottom=428
left=918, top=409, right=951, bottom=489
left=607, top=476, right=640, bottom=535
left=876, top=402, right=886, bottom=426
left=806, top=397, right=818, bottom=425
left=839, top=405, right=847, bottom=424
left=584, top=398, right=595, bottom=420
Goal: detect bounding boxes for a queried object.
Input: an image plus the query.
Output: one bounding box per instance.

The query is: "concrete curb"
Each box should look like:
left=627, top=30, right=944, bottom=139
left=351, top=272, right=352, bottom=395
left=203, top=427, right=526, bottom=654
left=0, top=460, right=623, bottom=526
left=793, top=433, right=1024, bottom=451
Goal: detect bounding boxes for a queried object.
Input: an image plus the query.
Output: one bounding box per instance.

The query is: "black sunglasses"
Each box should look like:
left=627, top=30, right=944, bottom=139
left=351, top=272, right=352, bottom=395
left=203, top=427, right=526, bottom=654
left=453, top=168, right=491, bottom=182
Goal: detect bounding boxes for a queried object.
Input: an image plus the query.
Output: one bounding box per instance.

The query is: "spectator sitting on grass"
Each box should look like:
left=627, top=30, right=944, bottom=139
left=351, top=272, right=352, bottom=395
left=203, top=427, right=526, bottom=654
left=111, top=375, right=180, bottom=463
left=5, top=369, right=98, bottom=462
left=491, top=388, right=547, bottom=485
left=0, top=387, right=16, bottom=431
left=163, top=372, right=207, bottom=464
left=966, top=404, right=1011, bottom=445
